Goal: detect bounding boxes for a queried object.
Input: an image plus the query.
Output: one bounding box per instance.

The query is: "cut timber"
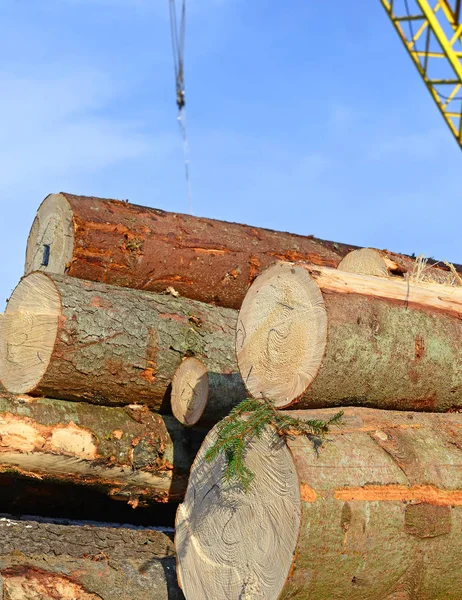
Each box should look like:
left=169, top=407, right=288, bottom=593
left=171, top=357, right=246, bottom=426
left=0, top=517, right=183, bottom=599
left=236, top=262, right=462, bottom=410
left=0, top=393, right=205, bottom=504
left=25, top=193, right=461, bottom=309
left=0, top=272, right=237, bottom=407
left=175, top=407, right=462, bottom=600
left=338, top=247, right=392, bottom=277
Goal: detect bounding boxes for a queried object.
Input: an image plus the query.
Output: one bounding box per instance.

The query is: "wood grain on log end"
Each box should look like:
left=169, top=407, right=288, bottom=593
left=0, top=273, right=60, bottom=394
left=236, top=262, right=327, bottom=408
left=175, top=408, right=462, bottom=600
left=338, top=248, right=390, bottom=277
left=236, top=262, right=462, bottom=411
left=171, top=358, right=209, bottom=427
left=25, top=193, right=74, bottom=276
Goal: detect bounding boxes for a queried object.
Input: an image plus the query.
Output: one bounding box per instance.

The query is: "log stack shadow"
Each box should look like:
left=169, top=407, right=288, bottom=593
left=0, top=192, right=461, bottom=599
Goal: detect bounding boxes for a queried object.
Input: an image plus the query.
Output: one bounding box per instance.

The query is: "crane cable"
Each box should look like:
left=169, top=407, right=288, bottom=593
left=169, top=0, right=193, bottom=214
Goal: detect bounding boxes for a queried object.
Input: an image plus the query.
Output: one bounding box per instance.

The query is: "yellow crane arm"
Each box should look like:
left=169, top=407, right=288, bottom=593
left=381, top=0, right=462, bottom=149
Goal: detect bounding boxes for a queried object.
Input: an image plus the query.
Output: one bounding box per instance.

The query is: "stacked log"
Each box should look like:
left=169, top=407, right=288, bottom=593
left=0, top=272, right=239, bottom=409
left=25, top=193, right=461, bottom=310
left=235, top=262, right=462, bottom=411
left=1, top=193, right=460, bottom=598
left=0, top=393, right=205, bottom=504
left=0, top=517, right=183, bottom=599
left=175, top=408, right=462, bottom=600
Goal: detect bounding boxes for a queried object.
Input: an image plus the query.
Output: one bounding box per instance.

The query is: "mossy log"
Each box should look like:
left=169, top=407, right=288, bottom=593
left=171, top=357, right=247, bottom=427
left=0, top=517, right=183, bottom=599
left=0, top=272, right=238, bottom=408
left=176, top=407, right=462, bottom=600
left=0, top=393, right=205, bottom=504
left=236, top=263, right=462, bottom=411
left=24, top=193, right=461, bottom=309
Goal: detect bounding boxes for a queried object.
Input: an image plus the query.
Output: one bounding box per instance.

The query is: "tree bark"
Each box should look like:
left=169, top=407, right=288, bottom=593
left=0, top=517, right=184, bottom=599
left=236, top=262, right=462, bottom=411
left=0, top=393, right=205, bottom=504
left=0, top=272, right=238, bottom=408
left=176, top=407, right=462, bottom=600
left=171, top=357, right=247, bottom=426
left=25, top=193, right=461, bottom=309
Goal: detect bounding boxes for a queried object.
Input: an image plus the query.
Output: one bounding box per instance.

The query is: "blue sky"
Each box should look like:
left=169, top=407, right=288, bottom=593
left=0, top=0, right=460, bottom=306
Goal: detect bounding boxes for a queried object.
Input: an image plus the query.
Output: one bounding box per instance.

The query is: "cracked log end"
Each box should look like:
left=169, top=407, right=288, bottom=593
left=0, top=273, right=60, bottom=394
left=175, top=425, right=301, bottom=600
left=25, top=193, right=74, bottom=276
left=171, top=357, right=209, bottom=427
left=236, top=262, right=327, bottom=408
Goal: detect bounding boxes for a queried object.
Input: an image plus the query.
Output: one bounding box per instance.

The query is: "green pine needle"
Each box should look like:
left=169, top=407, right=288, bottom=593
left=205, top=397, right=343, bottom=491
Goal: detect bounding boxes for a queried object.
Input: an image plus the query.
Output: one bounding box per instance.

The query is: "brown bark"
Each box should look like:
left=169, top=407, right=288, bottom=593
left=0, top=393, right=205, bottom=504
left=176, top=407, right=462, bottom=600
left=0, top=517, right=184, bottom=599
left=25, top=193, right=461, bottom=309
left=0, top=272, right=238, bottom=409
left=236, top=263, right=462, bottom=411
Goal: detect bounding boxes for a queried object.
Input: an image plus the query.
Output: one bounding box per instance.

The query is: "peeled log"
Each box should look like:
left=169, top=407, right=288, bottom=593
left=25, top=193, right=461, bottom=309
left=0, top=272, right=237, bottom=407
left=0, top=393, right=205, bottom=503
left=175, top=407, right=462, bottom=600
left=0, top=517, right=183, bottom=599
left=171, top=357, right=246, bottom=426
left=236, top=262, right=462, bottom=411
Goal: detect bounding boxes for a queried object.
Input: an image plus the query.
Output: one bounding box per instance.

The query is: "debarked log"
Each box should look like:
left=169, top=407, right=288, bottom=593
left=0, top=393, right=205, bottom=504
left=0, top=517, right=184, bottom=600
left=175, top=407, right=462, bottom=600
left=0, top=272, right=238, bottom=408
left=236, top=262, right=462, bottom=411
left=24, top=193, right=461, bottom=309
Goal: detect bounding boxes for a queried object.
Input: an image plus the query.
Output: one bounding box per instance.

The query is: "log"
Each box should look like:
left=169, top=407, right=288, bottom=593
left=0, top=393, right=205, bottom=504
left=25, top=193, right=461, bottom=309
left=339, top=247, right=462, bottom=285
left=0, top=272, right=237, bottom=407
left=175, top=407, right=462, bottom=600
left=0, top=517, right=184, bottom=599
left=236, top=262, right=462, bottom=411
left=171, top=357, right=246, bottom=427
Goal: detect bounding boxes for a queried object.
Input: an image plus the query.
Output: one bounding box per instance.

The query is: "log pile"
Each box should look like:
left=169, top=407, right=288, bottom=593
left=0, top=192, right=460, bottom=599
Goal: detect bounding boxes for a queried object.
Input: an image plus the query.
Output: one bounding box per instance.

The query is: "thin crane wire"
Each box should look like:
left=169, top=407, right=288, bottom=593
left=169, top=0, right=193, bottom=214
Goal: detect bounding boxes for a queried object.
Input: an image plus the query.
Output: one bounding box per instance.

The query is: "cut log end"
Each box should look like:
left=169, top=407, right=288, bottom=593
left=338, top=248, right=390, bottom=277
left=236, top=262, right=327, bottom=408
left=0, top=273, right=60, bottom=394
left=175, top=425, right=300, bottom=600
left=171, top=357, right=209, bottom=427
left=25, top=193, right=74, bottom=276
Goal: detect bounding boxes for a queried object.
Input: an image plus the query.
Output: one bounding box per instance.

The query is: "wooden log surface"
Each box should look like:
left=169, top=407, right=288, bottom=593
left=236, top=262, right=462, bottom=411
left=0, top=393, right=205, bottom=504
left=175, top=407, right=462, bottom=600
left=0, top=517, right=184, bottom=599
left=24, top=193, right=461, bottom=309
left=171, top=357, right=246, bottom=427
left=0, top=272, right=238, bottom=408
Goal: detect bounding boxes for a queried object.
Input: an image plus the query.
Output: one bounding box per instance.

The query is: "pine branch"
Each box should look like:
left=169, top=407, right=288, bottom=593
left=204, top=397, right=343, bottom=491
